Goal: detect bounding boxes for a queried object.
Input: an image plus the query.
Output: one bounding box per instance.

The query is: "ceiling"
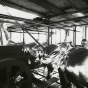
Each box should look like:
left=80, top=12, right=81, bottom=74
left=0, top=0, right=88, bottom=31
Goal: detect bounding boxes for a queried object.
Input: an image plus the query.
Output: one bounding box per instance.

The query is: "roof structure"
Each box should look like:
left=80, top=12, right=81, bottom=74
left=0, top=0, right=88, bottom=31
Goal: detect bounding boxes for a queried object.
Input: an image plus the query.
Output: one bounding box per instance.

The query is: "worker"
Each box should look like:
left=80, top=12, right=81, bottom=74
left=81, top=39, right=88, bottom=49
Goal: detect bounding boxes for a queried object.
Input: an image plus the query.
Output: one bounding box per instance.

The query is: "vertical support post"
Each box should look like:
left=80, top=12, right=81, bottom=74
left=48, top=26, right=50, bottom=54
left=23, top=28, right=25, bottom=52
left=60, top=29, right=61, bottom=43
left=73, top=26, right=76, bottom=45
left=86, top=26, right=87, bottom=39
left=51, top=29, right=52, bottom=44
left=23, top=29, right=25, bottom=44
left=10, top=31, right=11, bottom=39
left=85, top=26, right=87, bottom=39
left=20, top=31, right=21, bottom=42
left=73, top=28, right=74, bottom=44
left=82, top=26, right=86, bottom=39
left=38, top=31, right=39, bottom=41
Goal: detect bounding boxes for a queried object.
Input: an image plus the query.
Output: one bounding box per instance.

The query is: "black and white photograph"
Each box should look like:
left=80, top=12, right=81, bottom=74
left=0, top=0, right=88, bottom=88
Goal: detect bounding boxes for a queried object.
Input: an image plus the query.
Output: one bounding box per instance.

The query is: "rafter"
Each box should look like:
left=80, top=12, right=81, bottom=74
left=67, top=0, right=80, bottom=10
left=51, top=15, right=88, bottom=24
left=0, top=13, right=88, bottom=28
left=0, top=13, right=49, bottom=27
left=0, top=0, right=46, bottom=17
left=51, top=8, right=88, bottom=19
left=51, top=3, right=88, bottom=21
left=29, top=0, right=65, bottom=14
left=82, top=20, right=88, bottom=24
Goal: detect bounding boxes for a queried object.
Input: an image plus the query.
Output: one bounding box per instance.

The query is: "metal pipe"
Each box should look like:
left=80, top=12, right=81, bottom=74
left=73, top=26, right=76, bottom=45
left=1, top=13, right=88, bottom=29
left=48, top=26, right=50, bottom=54
left=13, top=20, right=45, bottom=50
left=25, top=29, right=45, bottom=50
left=9, top=31, right=47, bottom=34
left=23, top=28, right=25, bottom=49
left=85, top=26, right=87, bottom=39
left=60, top=29, right=61, bottom=43
left=51, top=15, right=88, bottom=24
left=51, top=29, right=52, bottom=44
left=0, top=13, right=50, bottom=27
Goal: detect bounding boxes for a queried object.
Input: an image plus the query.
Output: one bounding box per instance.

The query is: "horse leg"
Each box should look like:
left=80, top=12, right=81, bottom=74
left=65, top=68, right=85, bottom=88
left=58, top=67, right=71, bottom=88
left=46, top=64, right=54, bottom=80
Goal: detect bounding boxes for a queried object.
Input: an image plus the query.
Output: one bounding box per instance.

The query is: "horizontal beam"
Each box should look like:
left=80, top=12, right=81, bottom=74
left=0, top=13, right=51, bottom=27
left=65, top=23, right=88, bottom=27
left=0, top=13, right=88, bottom=29
left=0, top=13, right=76, bottom=28
left=0, top=13, right=34, bottom=21
left=0, top=19, right=19, bottom=24
left=8, top=27, right=52, bottom=33
left=56, top=26, right=80, bottom=32
left=51, top=15, right=88, bottom=24
left=51, top=8, right=88, bottom=19
left=9, top=31, right=47, bottom=35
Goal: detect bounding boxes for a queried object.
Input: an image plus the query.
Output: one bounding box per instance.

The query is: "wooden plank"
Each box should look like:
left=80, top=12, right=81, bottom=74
left=30, top=0, right=65, bottom=14
left=0, top=0, right=45, bottom=17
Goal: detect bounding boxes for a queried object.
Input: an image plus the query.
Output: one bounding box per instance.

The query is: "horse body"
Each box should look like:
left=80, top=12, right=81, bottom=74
left=59, top=48, right=88, bottom=88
